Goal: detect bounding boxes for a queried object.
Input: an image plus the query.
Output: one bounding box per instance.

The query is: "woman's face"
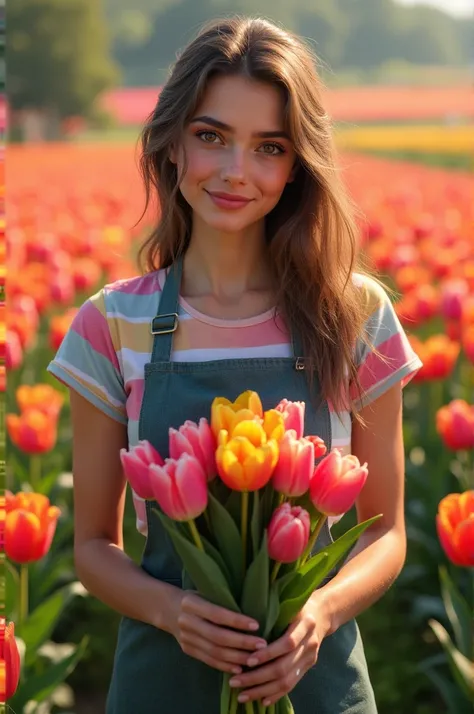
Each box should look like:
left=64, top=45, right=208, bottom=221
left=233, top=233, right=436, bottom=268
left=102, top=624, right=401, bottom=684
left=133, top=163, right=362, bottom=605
left=172, top=74, right=297, bottom=235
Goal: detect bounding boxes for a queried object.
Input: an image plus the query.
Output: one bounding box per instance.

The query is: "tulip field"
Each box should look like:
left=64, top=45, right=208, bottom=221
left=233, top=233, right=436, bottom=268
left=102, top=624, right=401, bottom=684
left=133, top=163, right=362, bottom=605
left=3, top=141, right=474, bottom=713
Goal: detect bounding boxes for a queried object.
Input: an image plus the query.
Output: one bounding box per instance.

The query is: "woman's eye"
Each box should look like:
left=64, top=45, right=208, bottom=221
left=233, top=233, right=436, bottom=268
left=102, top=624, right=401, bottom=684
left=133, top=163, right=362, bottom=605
left=259, top=143, right=285, bottom=155
left=196, top=131, right=221, bottom=144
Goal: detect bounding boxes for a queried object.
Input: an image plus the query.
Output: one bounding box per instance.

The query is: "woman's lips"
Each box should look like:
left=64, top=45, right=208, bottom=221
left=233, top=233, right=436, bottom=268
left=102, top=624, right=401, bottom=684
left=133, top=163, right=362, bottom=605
left=206, top=191, right=253, bottom=210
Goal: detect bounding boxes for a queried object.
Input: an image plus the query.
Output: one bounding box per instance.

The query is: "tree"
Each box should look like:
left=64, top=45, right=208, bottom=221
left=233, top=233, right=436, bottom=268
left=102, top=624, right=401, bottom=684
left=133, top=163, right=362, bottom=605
left=8, top=0, right=119, bottom=120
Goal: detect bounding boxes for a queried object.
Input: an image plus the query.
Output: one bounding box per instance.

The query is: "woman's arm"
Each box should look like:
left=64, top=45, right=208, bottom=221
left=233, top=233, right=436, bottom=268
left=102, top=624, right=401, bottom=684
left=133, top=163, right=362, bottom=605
left=316, top=380, right=407, bottom=633
left=70, top=390, right=268, bottom=673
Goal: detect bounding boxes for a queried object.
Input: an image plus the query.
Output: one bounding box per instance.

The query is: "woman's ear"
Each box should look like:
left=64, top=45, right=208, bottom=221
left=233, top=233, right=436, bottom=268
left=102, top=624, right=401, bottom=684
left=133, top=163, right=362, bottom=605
left=287, top=160, right=299, bottom=184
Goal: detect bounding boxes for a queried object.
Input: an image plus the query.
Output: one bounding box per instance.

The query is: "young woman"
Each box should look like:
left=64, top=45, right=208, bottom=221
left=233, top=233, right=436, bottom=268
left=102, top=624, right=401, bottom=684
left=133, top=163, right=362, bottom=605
left=49, top=16, right=422, bottom=714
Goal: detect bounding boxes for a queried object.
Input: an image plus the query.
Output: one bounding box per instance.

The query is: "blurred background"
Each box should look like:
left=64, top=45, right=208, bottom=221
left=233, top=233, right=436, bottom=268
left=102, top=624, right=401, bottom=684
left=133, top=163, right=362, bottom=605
left=5, top=1, right=474, bottom=713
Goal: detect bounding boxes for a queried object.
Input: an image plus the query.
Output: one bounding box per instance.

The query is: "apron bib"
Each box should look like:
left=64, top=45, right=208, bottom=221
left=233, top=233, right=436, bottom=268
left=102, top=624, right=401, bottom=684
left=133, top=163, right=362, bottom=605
left=106, top=260, right=377, bottom=713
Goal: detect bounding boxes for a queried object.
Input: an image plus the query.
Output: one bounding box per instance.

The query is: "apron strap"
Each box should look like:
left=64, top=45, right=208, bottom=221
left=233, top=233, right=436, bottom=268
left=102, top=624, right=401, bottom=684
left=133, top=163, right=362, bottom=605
left=150, top=258, right=183, bottom=363
left=150, top=256, right=303, bottom=363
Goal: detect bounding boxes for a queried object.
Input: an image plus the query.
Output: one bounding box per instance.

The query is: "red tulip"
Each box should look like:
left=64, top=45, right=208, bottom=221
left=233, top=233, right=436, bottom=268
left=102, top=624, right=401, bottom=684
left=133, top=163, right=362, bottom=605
left=169, top=418, right=216, bottom=481
left=120, top=440, right=165, bottom=500
left=310, top=449, right=368, bottom=517
left=268, top=503, right=310, bottom=563
left=0, top=620, right=21, bottom=701
left=436, top=400, right=474, bottom=451
left=436, top=491, right=474, bottom=567
left=462, top=325, right=474, bottom=365
left=272, top=430, right=314, bottom=497
left=149, top=454, right=208, bottom=521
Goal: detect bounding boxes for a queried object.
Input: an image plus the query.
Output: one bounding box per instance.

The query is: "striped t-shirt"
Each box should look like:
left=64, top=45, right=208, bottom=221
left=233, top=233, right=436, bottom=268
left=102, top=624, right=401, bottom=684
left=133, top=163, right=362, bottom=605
left=48, top=269, right=422, bottom=535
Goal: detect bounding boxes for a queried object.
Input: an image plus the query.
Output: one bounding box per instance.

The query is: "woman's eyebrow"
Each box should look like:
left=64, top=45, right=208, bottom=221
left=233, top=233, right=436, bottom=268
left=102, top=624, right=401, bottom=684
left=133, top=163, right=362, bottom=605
left=190, top=115, right=290, bottom=140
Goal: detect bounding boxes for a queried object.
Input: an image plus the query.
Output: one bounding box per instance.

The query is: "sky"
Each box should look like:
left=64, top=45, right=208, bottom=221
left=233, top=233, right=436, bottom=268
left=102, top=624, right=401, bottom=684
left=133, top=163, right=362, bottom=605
left=396, top=0, right=473, bottom=17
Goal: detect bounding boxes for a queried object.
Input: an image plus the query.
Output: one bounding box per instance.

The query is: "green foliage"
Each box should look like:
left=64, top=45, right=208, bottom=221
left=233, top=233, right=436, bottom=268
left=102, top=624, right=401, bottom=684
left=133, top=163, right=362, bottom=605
left=102, top=0, right=474, bottom=87
left=8, top=0, right=120, bottom=118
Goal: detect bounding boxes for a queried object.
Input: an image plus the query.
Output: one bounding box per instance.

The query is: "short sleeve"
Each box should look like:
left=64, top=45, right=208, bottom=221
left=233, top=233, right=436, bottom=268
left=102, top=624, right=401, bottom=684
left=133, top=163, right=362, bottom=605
left=350, top=276, right=423, bottom=411
left=47, top=289, right=127, bottom=424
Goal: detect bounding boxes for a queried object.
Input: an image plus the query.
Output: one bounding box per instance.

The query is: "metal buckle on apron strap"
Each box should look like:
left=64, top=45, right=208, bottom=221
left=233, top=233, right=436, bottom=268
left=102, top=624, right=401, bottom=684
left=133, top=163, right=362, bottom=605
left=294, top=357, right=305, bottom=371
left=150, top=313, right=179, bottom=335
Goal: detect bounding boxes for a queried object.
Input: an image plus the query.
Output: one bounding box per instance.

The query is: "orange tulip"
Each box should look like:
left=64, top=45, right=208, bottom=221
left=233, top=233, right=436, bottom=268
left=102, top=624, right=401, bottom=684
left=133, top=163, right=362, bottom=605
left=211, top=390, right=263, bottom=440
left=7, top=408, right=58, bottom=454
left=216, top=420, right=278, bottom=492
left=5, top=491, right=60, bottom=563
left=410, top=335, right=460, bottom=383
left=0, top=620, right=21, bottom=701
left=15, top=384, right=63, bottom=418
left=436, top=400, right=474, bottom=451
left=49, top=308, right=78, bottom=351
left=436, top=492, right=474, bottom=567
left=0, top=366, right=5, bottom=392
left=395, top=284, right=439, bottom=327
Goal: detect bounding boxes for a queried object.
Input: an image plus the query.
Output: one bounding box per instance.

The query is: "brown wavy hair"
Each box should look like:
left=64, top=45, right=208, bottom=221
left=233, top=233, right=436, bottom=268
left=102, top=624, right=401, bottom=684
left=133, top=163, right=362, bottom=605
left=138, top=15, right=378, bottom=418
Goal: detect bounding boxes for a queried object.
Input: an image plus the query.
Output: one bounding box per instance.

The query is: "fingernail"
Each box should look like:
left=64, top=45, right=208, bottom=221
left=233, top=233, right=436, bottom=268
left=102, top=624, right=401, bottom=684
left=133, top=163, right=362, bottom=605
left=247, top=657, right=258, bottom=667
left=248, top=621, right=259, bottom=630
left=263, top=699, right=271, bottom=706
left=231, top=667, right=242, bottom=674
left=238, top=694, right=249, bottom=703
left=255, top=641, right=266, bottom=649
left=229, top=678, right=241, bottom=687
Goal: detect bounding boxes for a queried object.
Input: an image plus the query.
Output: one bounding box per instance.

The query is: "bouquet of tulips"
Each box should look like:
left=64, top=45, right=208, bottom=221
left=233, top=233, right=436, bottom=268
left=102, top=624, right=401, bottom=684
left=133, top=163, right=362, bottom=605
left=121, top=391, right=381, bottom=714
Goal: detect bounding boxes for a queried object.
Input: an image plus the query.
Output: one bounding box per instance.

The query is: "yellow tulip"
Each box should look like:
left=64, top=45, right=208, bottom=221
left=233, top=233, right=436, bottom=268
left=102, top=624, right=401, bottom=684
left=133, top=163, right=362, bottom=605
left=216, top=436, right=278, bottom=492
left=262, top=409, right=285, bottom=442
left=211, top=391, right=263, bottom=439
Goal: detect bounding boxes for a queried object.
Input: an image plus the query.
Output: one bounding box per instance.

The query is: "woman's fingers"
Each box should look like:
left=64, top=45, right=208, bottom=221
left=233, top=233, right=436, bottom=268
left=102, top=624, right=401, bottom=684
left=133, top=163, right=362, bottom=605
left=183, top=594, right=261, bottom=632
left=179, top=611, right=267, bottom=652
left=180, top=631, right=247, bottom=670
left=234, top=646, right=307, bottom=704
left=180, top=640, right=243, bottom=674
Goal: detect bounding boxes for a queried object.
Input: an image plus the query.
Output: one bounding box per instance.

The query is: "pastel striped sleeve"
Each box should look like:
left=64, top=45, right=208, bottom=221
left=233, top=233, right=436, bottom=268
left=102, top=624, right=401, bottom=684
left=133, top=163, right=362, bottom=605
left=350, top=276, right=423, bottom=411
left=47, top=289, right=127, bottom=424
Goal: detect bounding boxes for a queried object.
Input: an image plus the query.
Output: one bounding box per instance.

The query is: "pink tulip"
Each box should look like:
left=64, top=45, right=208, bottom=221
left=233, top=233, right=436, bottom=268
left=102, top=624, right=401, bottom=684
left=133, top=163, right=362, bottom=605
left=310, top=449, right=368, bottom=517
left=274, top=399, right=305, bottom=439
left=268, top=503, right=310, bottom=563
left=149, top=454, right=208, bottom=521
left=272, top=430, right=315, bottom=497
left=169, top=418, right=216, bottom=480
left=120, top=440, right=165, bottom=500
left=440, top=279, right=469, bottom=322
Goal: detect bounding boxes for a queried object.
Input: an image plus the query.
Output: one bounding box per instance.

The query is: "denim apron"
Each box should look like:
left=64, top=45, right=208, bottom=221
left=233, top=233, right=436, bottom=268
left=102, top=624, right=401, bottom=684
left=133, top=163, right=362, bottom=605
left=106, top=260, right=377, bottom=713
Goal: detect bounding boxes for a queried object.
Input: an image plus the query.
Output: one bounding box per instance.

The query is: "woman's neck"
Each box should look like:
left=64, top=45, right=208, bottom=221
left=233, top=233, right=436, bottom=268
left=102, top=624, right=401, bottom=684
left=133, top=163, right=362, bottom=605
left=182, top=221, right=273, bottom=302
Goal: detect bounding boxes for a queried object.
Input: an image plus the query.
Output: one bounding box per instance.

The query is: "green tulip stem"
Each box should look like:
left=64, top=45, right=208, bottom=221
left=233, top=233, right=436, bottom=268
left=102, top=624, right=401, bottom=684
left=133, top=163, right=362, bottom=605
left=301, top=514, right=327, bottom=564
left=241, top=490, right=249, bottom=570
left=229, top=690, right=239, bottom=714
left=271, top=561, right=282, bottom=583
left=245, top=702, right=256, bottom=714
left=29, top=455, right=41, bottom=489
left=187, top=519, right=204, bottom=551
left=257, top=702, right=267, bottom=714
left=278, top=493, right=286, bottom=507
left=19, top=563, right=29, bottom=626
left=268, top=705, right=276, bottom=714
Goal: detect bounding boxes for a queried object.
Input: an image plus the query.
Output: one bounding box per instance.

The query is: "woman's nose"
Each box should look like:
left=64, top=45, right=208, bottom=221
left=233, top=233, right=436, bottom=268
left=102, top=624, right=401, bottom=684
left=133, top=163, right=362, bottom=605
left=220, top=148, right=247, bottom=183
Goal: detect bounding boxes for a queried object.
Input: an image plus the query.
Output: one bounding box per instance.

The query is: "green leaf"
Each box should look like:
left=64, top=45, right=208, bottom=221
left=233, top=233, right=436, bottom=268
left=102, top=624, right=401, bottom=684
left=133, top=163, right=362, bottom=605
left=439, top=566, right=473, bottom=659
left=201, top=534, right=234, bottom=588
left=263, top=584, right=281, bottom=640
left=429, top=619, right=474, bottom=701
left=251, top=490, right=261, bottom=559
left=207, top=493, right=244, bottom=596
left=17, top=582, right=86, bottom=668
left=224, top=489, right=242, bottom=528
left=278, top=695, right=295, bottom=713
left=282, top=515, right=382, bottom=601
left=10, top=636, right=88, bottom=709
left=4, top=560, right=20, bottom=621
left=274, top=553, right=330, bottom=636
left=420, top=660, right=472, bottom=714
left=35, top=468, right=64, bottom=497
left=156, top=510, right=240, bottom=613
left=241, top=532, right=269, bottom=632
left=220, top=673, right=231, bottom=714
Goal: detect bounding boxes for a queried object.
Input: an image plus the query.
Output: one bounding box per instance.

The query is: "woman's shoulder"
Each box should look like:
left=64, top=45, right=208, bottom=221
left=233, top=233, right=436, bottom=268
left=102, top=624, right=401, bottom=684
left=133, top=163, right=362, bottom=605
left=351, top=272, right=392, bottom=322
left=87, top=270, right=165, bottom=319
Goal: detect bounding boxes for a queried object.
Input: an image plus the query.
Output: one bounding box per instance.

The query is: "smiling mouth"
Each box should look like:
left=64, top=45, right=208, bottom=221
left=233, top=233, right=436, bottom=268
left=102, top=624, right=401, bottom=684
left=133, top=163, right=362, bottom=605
left=205, top=190, right=253, bottom=210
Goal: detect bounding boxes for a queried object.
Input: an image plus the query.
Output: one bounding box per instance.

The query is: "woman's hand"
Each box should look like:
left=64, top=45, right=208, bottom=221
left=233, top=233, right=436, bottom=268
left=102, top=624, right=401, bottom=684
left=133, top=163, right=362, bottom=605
left=228, top=592, right=332, bottom=706
left=170, top=591, right=268, bottom=674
